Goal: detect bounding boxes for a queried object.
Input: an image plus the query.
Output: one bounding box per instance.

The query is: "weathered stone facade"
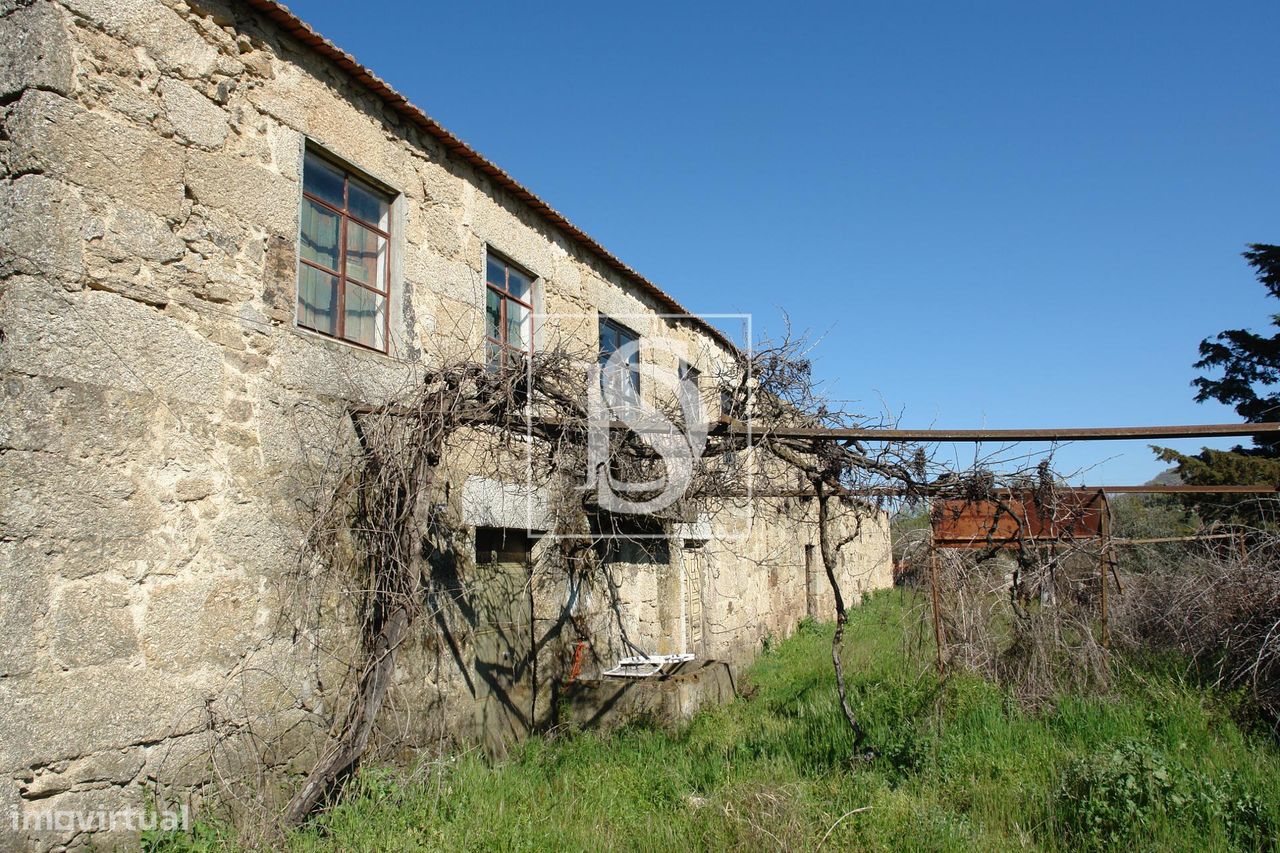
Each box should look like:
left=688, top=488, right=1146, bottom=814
left=0, top=0, right=892, bottom=847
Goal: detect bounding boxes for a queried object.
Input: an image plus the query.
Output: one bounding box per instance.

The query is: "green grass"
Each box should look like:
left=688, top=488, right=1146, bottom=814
left=149, top=590, right=1280, bottom=851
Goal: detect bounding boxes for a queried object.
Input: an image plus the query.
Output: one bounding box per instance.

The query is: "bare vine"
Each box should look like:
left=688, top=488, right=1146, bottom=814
left=279, top=323, right=1118, bottom=823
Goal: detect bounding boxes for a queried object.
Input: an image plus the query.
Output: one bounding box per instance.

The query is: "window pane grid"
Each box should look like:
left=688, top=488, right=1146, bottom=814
left=298, top=256, right=340, bottom=279
left=298, top=153, right=392, bottom=352
left=302, top=190, right=390, bottom=238
left=598, top=317, right=641, bottom=402
left=485, top=254, right=535, bottom=369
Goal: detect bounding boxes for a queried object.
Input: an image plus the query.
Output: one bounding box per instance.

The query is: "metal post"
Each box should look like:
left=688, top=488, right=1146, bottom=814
left=929, top=544, right=945, bottom=673
left=1099, top=500, right=1111, bottom=649
left=1098, top=544, right=1110, bottom=649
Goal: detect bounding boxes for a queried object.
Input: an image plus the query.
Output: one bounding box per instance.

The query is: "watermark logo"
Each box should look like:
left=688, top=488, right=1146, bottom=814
left=532, top=313, right=752, bottom=541
left=586, top=334, right=708, bottom=515
left=8, top=804, right=189, bottom=834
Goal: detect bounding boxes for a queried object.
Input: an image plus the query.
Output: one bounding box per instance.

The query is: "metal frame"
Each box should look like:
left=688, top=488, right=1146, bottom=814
left=926, top=489, right=1118, bottom=669
left=708, top=422, right=1280, bottom=442
left=923, top=483, right=1273, bottom=669
left=298, top=154, right=393, bottom=353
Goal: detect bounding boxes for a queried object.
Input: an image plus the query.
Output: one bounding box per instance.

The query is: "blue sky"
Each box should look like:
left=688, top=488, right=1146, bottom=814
left=289, top=0, right=1279, bottom=484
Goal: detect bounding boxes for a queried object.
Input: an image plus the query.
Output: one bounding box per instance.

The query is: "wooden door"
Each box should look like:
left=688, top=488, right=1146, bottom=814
left=684, top=546, right=707, bottom=655
left=805, top=544, right=820, bottom=618
left=473, top=528, right=534, bottom=756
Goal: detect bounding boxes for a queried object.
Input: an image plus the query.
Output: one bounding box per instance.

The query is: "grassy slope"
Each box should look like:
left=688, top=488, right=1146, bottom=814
left=154, top=590, right=1280, bottom=851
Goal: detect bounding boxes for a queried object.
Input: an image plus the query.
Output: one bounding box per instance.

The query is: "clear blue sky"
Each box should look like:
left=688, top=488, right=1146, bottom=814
left=289, top=0, right=1278, bottom=485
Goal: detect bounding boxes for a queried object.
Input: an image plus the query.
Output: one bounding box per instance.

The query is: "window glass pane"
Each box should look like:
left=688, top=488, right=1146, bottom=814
left=298, top=265, right=338, bottom=336
left=299, top=198, right=340, bottom=271
left=598, top=319, right=616, bottom=355
left=348, top=177, right=389, bottom=229
left=600, top=362, right=621, bottom=399
left=506, top=298, right=529, bottom=351
left=602, top=365, right=639, bottom=405
left=486, top=255, right=506, bottom=289
left=485, top=340, right=502, bottom=371
left=486, top=288, right=501, bottom=339
left=346, top=222, right=387, bottom=291
left=303, top=152, right=344, bottom=209
left=678, top=362, right=701, bottom=417
left=343, top=284, right=385, bottom=350
left=507, top=267, right=531, bottom=300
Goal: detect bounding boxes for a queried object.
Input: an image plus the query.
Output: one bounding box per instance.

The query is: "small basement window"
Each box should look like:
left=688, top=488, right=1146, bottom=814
left=474, top=526, right=532, bottom=565
left=297, top=150, right=393, bottom=352
left=590, top=514, right=670, bottom=565
left=485, top=251, right=534, bottom=369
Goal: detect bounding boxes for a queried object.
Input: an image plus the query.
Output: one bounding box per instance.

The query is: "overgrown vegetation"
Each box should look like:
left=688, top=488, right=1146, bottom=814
left=1114, top=536, right=1280, bottom=728
left=147, top=590, right=1280, bottom=852
left=269, top=327, right=942, bottom=827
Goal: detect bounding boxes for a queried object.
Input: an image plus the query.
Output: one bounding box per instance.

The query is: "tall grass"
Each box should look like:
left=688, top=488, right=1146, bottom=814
left=149, top=590, right=1279, bottom=851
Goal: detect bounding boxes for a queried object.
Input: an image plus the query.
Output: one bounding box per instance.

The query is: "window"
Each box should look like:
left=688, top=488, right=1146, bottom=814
left=678, top=359, right=701, bottom=421
left=598, top=316, right=640, bottom=404
left=474, top=527, right=532, bottom=566
left=298, top=150, right=392, bottom=351
left=485, top=252, right=534, bottom=369
left=590, top=514, right=670, bottom=565
left=721, top=385, right=739, bottom=420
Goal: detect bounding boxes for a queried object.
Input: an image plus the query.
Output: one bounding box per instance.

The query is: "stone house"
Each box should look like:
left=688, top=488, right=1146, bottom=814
left=0, top=0, right=892, bottom=846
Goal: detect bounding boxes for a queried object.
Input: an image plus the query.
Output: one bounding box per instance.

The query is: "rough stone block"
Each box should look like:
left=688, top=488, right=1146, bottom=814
left=5, top=90, right=187, bottom=219
left=176, top=204, right=252, bottom=264
left=184, top=147, right=298, bottom=239
left=0, top=279, right=227, bottom=405
left=0, top=1, right=73, bottom=99
left=415, top=158, right=463, bottom=209
left=141, top=571, right=259, bottom=671
left=0, top=541, right=50, bottom=677
left=252, top=67, right=308, bottom=131
left=462, top=476, right=550, bottom=530
left=263, top=122, right=302, bottom=182
left=60, top=0, right=218, bottom=79
left=0, top=174, right=84, bottom=280
left=0, top=775, right=22, bottom=852
left=13, top=785, right=155, bottom=850
left=92, top=202, right=185, bottom=263
left=159, top=77, right=228, bottom=149
left=49, top=578, right=138, bottom=668
left=269, top=328, right=408, bottom=400
left=173, top=475, right=214, bottom=502
left=0, top=666, right=205, bottom=772
left=20, top=746, right=145, bottom=798
left=0, top=451, right=155, bottom=550
left=141, top=730, right=215, bottom=788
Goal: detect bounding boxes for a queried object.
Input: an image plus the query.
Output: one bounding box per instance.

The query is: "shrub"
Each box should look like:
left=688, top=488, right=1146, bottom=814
left=1113, top=539, right=1280, bottom=727
left=1054, top=738, right=1276, bottom=850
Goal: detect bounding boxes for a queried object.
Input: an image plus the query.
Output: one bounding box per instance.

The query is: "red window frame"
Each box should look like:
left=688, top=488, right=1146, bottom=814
left=485, top=253, right=534, bottom=368
left=298, top=155, right=392, bottom=353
